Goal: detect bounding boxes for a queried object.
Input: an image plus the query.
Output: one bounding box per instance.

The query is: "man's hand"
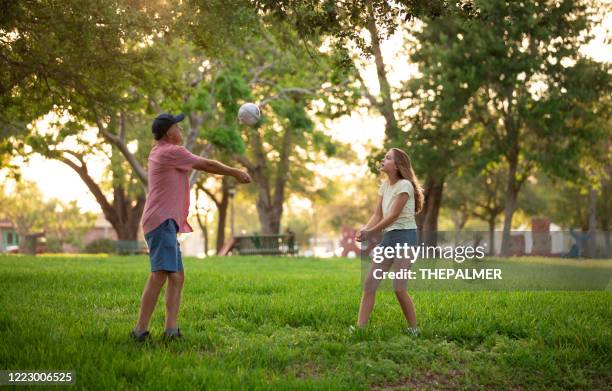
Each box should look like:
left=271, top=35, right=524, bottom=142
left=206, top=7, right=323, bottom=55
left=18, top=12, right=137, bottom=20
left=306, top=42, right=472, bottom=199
left=234, top=170, right=252, bottom=184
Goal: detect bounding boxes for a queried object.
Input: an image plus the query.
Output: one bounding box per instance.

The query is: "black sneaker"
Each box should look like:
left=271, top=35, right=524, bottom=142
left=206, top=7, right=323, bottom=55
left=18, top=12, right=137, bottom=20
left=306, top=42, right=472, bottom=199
left=163, top=328, right=183, bottom=340
left=130, top=330, right=150, bottom=342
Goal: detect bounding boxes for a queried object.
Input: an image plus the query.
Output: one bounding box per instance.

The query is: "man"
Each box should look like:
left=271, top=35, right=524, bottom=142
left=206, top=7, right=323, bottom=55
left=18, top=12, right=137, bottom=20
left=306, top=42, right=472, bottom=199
left=131, top=113, right=251, bottom=341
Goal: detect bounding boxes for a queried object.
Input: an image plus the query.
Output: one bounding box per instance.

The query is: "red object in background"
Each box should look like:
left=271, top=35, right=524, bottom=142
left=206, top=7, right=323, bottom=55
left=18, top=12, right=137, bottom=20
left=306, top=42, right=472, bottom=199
left=5, top=245, right=47, bottom=254
left=531, top=217, right=552, bottom=256
left=531, top=218, right=551, bottom=233
left=340, top=227, right=361, bottom=257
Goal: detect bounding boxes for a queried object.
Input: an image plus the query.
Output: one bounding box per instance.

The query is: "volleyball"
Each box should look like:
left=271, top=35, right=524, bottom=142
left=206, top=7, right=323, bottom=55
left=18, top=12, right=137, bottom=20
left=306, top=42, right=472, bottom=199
left=238, top=103, right=261, bottom=126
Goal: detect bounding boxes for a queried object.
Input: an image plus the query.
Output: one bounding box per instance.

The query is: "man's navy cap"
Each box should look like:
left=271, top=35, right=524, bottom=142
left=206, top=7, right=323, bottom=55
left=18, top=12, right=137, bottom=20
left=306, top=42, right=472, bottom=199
left=152, top=113, right=185, bottom=137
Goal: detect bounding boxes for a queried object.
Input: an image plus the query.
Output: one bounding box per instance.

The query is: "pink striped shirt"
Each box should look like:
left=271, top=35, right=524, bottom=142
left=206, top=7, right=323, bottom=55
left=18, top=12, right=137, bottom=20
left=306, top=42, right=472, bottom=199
left=141, top=140, right=201, bottom=235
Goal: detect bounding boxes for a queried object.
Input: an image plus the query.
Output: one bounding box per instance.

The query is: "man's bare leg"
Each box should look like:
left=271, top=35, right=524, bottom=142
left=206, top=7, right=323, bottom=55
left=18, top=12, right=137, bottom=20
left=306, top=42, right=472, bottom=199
left=135, top=271, right=168, bottom=332
left=164, top=270, right=185, bottom=331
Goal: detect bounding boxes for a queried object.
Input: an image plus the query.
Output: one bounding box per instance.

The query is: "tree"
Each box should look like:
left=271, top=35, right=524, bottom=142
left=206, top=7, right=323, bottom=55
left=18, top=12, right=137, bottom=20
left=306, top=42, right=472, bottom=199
left=0, top=0, right=174, bottom=161
left=445, top=164, right=507, bottom=254
left=185, top=13, right=359, bottom=234
left=1, top=1, right=193, bottom=240
left=187, top=1, right=480, bottom=241
left=0, top=181, right=46, bottom=237
left=41, top=199, right=96, bottom=252
left=0, top=180, right=95, bottom=251
left=197, top=176, right=233, bottom=253
left=193, top=189, right=214, bottom=256
left=408, top=0, right=611, bottom=255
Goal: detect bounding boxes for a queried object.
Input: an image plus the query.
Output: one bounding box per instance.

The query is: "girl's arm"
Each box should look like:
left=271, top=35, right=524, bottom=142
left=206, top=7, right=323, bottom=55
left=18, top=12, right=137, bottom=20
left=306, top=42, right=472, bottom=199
left=363, top=196, right=384, bottom=229
left=365, top=193, right=409, bottom=234
left=356, top=196, right=383, bottom=242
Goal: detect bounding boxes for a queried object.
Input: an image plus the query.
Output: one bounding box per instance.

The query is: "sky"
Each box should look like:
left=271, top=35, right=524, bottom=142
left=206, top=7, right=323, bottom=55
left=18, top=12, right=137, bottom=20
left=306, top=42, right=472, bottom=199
left=3, top=11, right=611, bottom=214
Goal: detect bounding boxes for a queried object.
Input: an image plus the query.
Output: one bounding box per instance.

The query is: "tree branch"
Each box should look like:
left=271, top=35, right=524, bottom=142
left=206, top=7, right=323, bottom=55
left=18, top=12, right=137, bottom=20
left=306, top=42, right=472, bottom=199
left=234, top=154, right=256, bottom=171
left=55, top=151, right=115, bottom=220
left=197, top=182, right=220, bottom=207
left=189, top=144, right=214, bottom=188
left=96, top=116, right=149, bottom=188
left=355, top=69, right=380, bottom=109
left=249, top=62, right=276, bottom=86
left=260, top=87, right=315, bottom=107
left=273, top=128, right=291, bottom=208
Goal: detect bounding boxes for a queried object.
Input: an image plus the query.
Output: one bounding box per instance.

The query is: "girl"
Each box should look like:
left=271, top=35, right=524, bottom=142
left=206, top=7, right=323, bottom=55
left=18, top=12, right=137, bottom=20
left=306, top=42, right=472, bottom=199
left=355, top=148, right=424, bottom=335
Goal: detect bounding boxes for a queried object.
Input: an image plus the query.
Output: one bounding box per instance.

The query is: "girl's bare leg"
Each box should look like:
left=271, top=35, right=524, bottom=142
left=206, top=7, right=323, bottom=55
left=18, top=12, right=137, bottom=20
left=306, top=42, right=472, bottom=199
left=393, top=258, right=417, bottom=328
left=357, top=258, right=393, bottom=327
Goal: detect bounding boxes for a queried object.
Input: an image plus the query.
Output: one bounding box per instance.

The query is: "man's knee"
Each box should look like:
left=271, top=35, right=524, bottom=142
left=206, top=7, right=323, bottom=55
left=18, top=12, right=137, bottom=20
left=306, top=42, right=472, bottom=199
left=151, top=271, right=168, bottom=283
left=168, top=271, right=184, bottom=286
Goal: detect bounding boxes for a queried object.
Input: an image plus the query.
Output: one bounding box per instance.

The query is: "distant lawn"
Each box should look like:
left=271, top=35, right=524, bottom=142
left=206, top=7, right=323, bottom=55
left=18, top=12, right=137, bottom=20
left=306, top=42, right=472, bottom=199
left=0, top=255, right=610, bottom=390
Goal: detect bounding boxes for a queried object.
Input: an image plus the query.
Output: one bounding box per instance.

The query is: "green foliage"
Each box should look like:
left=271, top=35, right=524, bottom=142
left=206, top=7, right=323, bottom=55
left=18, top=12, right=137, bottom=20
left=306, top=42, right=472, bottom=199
left=184, top=17, right=359, bottom=227
left=0, top=0, right=173, bottom=134
left=203, top=125, right=246, bottom=154
left=409, top=0, right=610, bottom=178
left=192, top=69, right=252, bottom=154
left=270, top=100, right=314, bottom=131
left=83, top=238, right=117, bottom=254
left=42, top=199, right=96, bottom=251
left=0, top=180, right=47, bottom=235
left=0, top=181, right=95, bottom=251
left=252, top=0, right=470, bottom=54
left=519, top=171, right=612, bottom=231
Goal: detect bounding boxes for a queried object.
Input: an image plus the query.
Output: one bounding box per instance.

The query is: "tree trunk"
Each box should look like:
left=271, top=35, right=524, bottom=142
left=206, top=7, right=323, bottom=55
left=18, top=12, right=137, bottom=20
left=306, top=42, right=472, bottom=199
left=586, top=187, right=597, bottom=258
left=215, top=183, right=230, bottom=254
left=365, top=0, right=400, bottom=142
left=104, top=204, right=144, bottom=240
left=488, top=216, right=496, bottom=256
left=500, top=120, right=520, bottom=257
left=203, top=218, right=209, bottom=256
left=244, top=127, right=291, bottom=235
left=194, top=190, right=209, bottom=257
left=196, top=211, right=209, bottom=257
left=500, top=167, right=519, bottom=257
left=418, top=176, right=444, bottom=246
left=107, top=183, right=146, bottom=240
left=55, top=146, right=146, bottom=242
left=256, top=202, right=283, bottom=234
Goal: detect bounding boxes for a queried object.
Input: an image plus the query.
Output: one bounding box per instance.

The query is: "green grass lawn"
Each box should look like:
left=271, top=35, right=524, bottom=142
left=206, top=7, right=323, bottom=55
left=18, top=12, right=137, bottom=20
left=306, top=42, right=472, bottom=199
left=0, top=255, right=610, bottom=390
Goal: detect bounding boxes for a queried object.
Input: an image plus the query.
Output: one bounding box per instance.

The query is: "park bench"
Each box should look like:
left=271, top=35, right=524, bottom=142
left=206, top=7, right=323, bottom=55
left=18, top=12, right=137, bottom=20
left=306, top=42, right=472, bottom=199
left=232, top=234, right=298, bottom=256
left=115, top=240, right=148, bottom=255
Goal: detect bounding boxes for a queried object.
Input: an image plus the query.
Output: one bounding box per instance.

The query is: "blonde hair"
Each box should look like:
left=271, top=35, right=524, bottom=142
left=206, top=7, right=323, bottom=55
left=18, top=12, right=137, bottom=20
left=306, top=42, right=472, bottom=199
left=390, top=148, right=424, bottom=214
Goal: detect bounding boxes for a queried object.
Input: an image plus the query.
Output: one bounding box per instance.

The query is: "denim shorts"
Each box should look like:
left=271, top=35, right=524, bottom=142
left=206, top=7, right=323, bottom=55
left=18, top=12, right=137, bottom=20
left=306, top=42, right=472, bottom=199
left=144, top=219, right=183, bottom=273
left=378, top=229, right=418, bottom=248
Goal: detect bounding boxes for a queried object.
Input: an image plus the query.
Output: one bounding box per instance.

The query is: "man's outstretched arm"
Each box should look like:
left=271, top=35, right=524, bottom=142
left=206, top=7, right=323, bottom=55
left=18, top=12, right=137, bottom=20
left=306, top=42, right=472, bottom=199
left=192, top=158, right=251, bottom=183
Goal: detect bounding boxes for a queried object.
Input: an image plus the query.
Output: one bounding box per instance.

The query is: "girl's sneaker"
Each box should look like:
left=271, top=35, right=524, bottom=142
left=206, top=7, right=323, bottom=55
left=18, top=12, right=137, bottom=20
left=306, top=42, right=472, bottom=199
left=348, top=325, right=368, bottom=337
left=406, top=327, right=419, bottom=337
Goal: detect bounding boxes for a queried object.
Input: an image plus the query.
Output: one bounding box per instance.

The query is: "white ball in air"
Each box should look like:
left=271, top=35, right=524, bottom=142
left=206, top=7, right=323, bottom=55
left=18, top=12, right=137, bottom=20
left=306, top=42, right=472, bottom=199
left=238, top=103, right=261, bottom=126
